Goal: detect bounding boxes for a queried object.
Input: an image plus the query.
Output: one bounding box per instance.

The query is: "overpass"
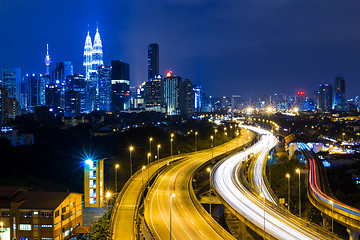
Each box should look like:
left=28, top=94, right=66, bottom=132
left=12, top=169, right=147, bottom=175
left=297, top=143, right=360, bottom=240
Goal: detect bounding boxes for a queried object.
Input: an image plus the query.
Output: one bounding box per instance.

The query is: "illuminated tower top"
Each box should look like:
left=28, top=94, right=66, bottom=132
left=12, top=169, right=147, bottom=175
left=92, top=25, right=104, bottom=73
left=44, top=44, right=51, bottom=75
left=83, top=31, right=93, bottom=80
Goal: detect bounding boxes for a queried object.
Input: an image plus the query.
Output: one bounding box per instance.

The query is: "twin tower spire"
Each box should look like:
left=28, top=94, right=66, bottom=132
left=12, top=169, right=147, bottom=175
left=83, top=25, right=104, bottom=80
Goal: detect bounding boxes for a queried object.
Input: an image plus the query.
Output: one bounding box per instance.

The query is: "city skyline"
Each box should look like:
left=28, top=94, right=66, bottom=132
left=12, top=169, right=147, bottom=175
left=1, top=0, right=360, bottom=98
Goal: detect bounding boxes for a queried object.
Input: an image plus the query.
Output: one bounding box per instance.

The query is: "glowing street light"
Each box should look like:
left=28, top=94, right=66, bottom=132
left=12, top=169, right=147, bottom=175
left=214, top=129, right=218, bottom=147
left=195, top=132, right=198, bottom=152
left=105, top=191, right=112, bottom=211
left=129, top=146, right=134, bottom=176
left=286, top=173, right=290, bottom=211
left=170, top=133, right=174, bottom=162
left=296, top=169, right=301, bottom=218
left=207, top=167, right=212, bottom=215
left=149, top=137, right=153, bottom=156
left=147, top=153, right=151, bottom=188
left=115, top=164, right=119, bottom=193
left=170, top=193, right=176, bottom=240
left=157, top=144, right=161, bottom=171
left=210, top=136, right=214, bottom=160
left=225, top=132, right=228, bottom=153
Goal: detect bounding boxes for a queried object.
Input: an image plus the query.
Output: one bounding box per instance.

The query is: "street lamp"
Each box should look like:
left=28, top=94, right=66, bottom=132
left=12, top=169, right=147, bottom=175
left=260, top=192, right=266, bottom=240
left=0, top=221, right=3, bottom=231
left=286, top=173, right=290, bottom=211
left=129, top=146, right=134, bottom=176
left=296, top=169, right=301, bottom=218
left=171, top=133, right=174, bottom=162
left=170, top=193, right=176, bottom=240
left=225, top=132, right=228, bottom=153
left=149, top=137, right=153, bottom=155
left=207, top=167, right=212, bottom=215
left=105, top=191, right=111, bottom=211
left=142, top=166, right=146, bottom=186
left=147, top=153, right=151, bottom=188
left=195, top=132, right=198, bottom=151
left=157, top=144, right=161, bottom=171
left=329, top=200, right=334, bottom=233
left=210, top=136, right=214, bottom=160
left=115, top=164, right=119, bottom=193
left=214, top=129, right=218, bottom=147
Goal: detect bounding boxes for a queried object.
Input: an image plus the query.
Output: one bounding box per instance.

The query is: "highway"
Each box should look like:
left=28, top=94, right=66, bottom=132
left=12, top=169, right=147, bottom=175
left=144, top=129, right=252, bottom=240
left=300, top=143, right=360, bottom=235
left=112, top=155, right=184, bottom=240
left=212, top=126, right=339, bottom=240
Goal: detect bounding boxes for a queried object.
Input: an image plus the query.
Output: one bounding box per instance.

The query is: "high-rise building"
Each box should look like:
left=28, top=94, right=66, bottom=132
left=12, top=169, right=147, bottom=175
left=44, top=44, right=52, bottom=75
left=45, top=83, right=61, bottom=112
left=64, top=90, right=81, bottom=117
left=92, top=27, right=104, bottom=73
left=333, top=75, right=345, bottom=110
left=193, top=85, right=202, bottom=112
left=83, top=26, right=104, bottom=79
left=66, top=74, right=86, bottom=113
left=0, top=86, right=9, bottom=126
left=25, top=73, right=41, bottom=108
left=148, top=43, right=159, bottom=81
left=1, top=67, right=21, bottom=107
left=163, top=71, right=181, bottom=115
left=98, top=65, right=112, bottom=112
left=83, top=31, right=93, bottom=80
left=181, top=79, right=193, bottom=116
left=317, top=84, right=332, bottom=111
left=145, top=75, right=163, bottom=112
left=111, top=60, right=130, bottom=112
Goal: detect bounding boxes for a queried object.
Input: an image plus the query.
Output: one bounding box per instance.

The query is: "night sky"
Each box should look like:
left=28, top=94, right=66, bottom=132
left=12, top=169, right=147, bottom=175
left=1, top=0, right=360, bottom=98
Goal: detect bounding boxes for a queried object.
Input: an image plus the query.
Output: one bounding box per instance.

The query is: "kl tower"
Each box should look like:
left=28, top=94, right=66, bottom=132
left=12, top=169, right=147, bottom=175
left=44, top=44, right=51, bottom=75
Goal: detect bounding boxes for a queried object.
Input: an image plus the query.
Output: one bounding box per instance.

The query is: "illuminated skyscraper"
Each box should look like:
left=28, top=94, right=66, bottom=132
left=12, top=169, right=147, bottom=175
left=83, top=26, right=104, bottom=80
left=92, top=27, right=104, bottom=72
left=163, top=71, right=181, bottom=115
left=333, top=75, right=346, bottom=110
left=83, top=31, right=93, bottom=80
left=111, top=60, right=130, bottom=112
left=1, top=67, right=21, bottom=106
left=98, top=65, right=112, bottom=112
left=148, top=43, right=159, bottom=81
left=44, top=44, right=51, bottom=75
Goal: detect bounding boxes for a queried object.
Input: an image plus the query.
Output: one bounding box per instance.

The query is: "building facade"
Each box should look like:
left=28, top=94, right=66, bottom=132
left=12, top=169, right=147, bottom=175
left=148, top=44, right=159, bottom=81
left=111, top=60, right=130, bottom=112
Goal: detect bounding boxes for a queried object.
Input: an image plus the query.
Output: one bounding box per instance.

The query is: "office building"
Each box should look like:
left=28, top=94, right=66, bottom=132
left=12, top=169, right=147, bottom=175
left=45, top=83, right=61, bottom=112
left=181, top=79, right=193, bottom=116
left=145, top=75, right=163, bottom=112
left=98, top=65, right=112, bottom=112
left=317, top=84, right=332, bottom=111
left=0, top=187, right=82, bottom=240
left=193, top=85, right=202, bottom=113
left=1, top=67, right=21, bottom=107
left=148, top=44, right=159, bottom=81
left=64, top=90, right=81, bottom=117
left=83, top=26, right=104, bottom=80
left=163, top=71, right=181, bottom=115
left=333, top=75, right=346, bottom=110
left=66, top=74, right=86, bottom=113
left=84, top=159, right=104, bottom=208
left=111, top=60, right=130, bottom=112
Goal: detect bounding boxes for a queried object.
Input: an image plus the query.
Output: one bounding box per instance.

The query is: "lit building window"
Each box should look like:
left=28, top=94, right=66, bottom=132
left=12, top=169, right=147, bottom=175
left=41, top=225, right=52, bottom=228
left=19, top=224, right=32, bottom=231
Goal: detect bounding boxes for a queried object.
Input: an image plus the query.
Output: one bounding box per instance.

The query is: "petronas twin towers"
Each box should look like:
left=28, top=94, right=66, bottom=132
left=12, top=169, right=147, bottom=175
left=83, top=26, right=104, bottom=80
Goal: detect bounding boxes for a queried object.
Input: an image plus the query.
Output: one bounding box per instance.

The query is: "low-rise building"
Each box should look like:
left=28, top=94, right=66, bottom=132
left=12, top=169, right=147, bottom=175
left=0, top=187, right=82, bottom=240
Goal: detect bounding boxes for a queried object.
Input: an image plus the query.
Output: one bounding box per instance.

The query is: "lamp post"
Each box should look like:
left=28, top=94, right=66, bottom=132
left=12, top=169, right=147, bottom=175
left=268, top=155, right=272, bottom=184
left=105, top=191, right=111, bottom=211
left=170, top=193, right=176, bottom=240
left=171, top=133, right=174, bottom=162
left=195, top=132, right=198, bottom=152
left=225, top=132, right=228, bottom=153
left=210, top=136, right=214, bottom=160
left=207, top=167, right=212, bottom=215
left=286, top=173, right=290, bottom=211
left=296, top=169, right=301, bottom=218
left=147, top=153, right=151, bottom=188
left=329, top=200, right=334, bottom=233
left=260, top=192, right=266, bottom=240
left=214, top=129, right=218, bottom=147
left=157, top=144, right=161, bottom=171
left=149, top=137, right=153, bottom=156
left=230, top=125, right=233, bottom=138
left=115, top=164, right=119, bottom=193
left=129, top=146, right=134, bottom=176
left=142, top=166, right=146, bottom=186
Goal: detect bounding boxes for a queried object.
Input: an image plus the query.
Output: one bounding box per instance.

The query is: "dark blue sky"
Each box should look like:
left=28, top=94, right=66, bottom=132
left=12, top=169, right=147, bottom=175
left=1, top=0, right=360, bottom=98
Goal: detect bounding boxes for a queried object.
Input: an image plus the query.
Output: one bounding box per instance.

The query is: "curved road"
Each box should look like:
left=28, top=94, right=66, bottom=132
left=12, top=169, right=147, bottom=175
left=144, top=129, right=252, bottom=240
